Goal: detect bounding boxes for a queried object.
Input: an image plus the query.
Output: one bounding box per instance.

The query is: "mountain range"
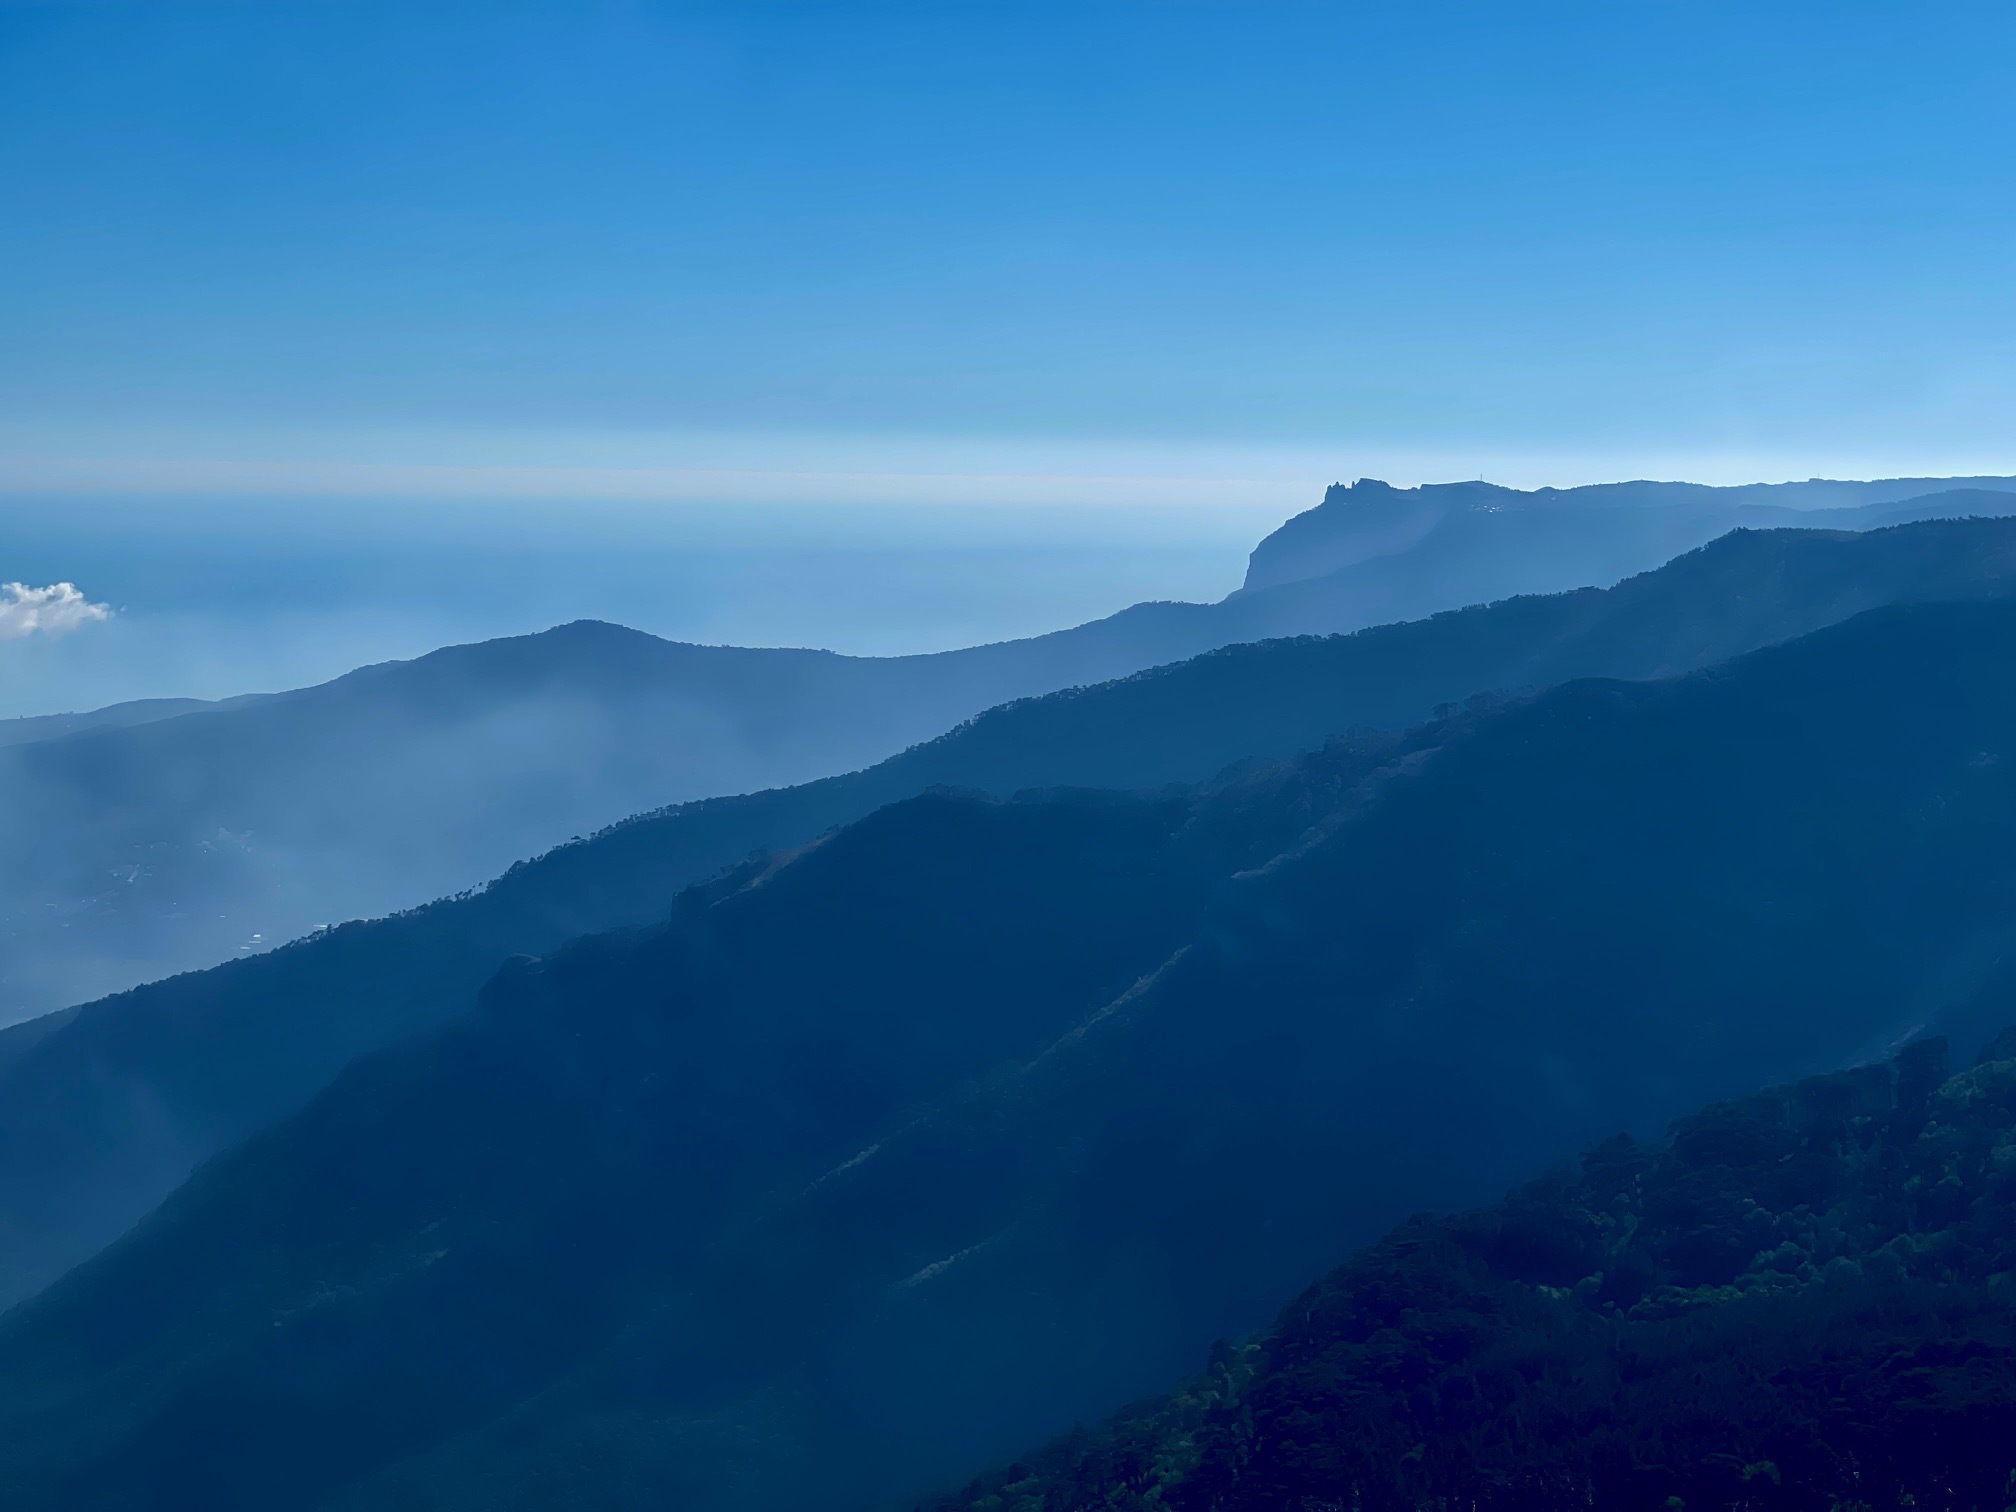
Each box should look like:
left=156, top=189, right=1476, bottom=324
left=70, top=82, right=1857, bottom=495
left=7, top=478, right=2013, bottom=1020
left=5, top=513, right=2016, bottom=1311
left=928, top=1027, right=2016, bottom=1512
left=6, top=569, right=2016, bottom=1508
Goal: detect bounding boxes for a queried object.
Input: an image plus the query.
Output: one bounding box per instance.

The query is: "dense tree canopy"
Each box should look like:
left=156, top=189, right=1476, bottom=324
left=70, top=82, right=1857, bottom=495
left=930, top=1032, right=2016, bottom=1512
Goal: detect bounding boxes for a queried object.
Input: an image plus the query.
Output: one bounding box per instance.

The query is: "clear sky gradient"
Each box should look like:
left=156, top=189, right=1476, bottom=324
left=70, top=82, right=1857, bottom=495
left=5, top=2, right=2015, bottom=716
left=4, top=0, right=2014, bottom=499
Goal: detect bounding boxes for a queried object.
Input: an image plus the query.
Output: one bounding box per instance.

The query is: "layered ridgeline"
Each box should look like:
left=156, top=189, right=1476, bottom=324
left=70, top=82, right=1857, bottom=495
left=1237, top=474, right=2016, bottom=602
left=6, top=592, right=2016, bottom=1509
left=928, top=1030, right=2016, bottom=1512
left=0, top=619, right=1180, bottom=1018
left=6, top=479, right=2013, bottom=1019
left=5, top=516, right=2016, bottom=1309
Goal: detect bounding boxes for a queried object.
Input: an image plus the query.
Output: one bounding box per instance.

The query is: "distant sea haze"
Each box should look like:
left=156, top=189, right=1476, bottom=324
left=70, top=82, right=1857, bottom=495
left=0, top=494, right=1265, bottom=719
left=10, top=474, right=2016, bottom=720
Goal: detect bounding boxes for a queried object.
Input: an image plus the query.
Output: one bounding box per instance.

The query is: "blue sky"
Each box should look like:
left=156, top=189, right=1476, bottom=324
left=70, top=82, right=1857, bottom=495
left=3, top=1, right=2013, bottom=496
left=3, top=2, right=2015, bottom=715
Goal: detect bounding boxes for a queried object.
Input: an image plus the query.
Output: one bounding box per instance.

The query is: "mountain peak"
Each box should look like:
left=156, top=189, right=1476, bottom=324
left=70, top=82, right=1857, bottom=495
left=1326, top=476, right=1397, bottom=498
left=1241, top=474, right=2016, bottom=595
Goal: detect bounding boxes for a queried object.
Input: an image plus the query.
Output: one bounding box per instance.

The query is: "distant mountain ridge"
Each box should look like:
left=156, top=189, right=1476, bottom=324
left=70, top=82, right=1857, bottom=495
left=7, top=479, right=2013, bottom=1019
left=0, top=612, right=1206, bottom=1017
left=6, top=591, right=2016, bottom=1509
left=1240, top=475, right=2016, bottom=602
left=0, top=693, right=269, bottom=750
left=2, top=515, right=2016, bottom=1311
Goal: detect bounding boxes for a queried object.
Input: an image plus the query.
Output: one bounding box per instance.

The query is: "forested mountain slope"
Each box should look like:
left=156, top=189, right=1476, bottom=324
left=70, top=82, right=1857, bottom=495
left=928, top=1029, right=2016, bottom=1512
left=0, top=516, right=2013, bottom=1312
left=6, top=596, right=2016, bottom=1509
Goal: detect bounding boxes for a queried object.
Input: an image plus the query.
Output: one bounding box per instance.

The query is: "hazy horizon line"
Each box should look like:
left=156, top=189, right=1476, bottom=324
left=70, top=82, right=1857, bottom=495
left=5, top=425, right=2013, bottom=512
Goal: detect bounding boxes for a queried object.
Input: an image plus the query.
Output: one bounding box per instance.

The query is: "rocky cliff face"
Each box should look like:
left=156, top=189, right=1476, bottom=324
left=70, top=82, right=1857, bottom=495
left=1237, top=473, right=2016, bottom=597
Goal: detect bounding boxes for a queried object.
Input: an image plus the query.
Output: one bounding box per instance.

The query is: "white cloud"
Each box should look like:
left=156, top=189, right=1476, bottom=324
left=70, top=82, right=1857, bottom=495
left=0, top=581, right=112, bottom=640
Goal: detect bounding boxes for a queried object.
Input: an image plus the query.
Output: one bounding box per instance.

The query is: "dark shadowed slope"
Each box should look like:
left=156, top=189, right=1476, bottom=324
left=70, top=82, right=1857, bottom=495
left=0, top=783, right=1286, bottom=1511
left=7, top=596, right=2016, bottom=1510
left=2, top=515, right=2016, bottom=1312
left=8, top=480, right=2013, bottom=1019
left=927, top=1030, right=2016, bottom=1512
